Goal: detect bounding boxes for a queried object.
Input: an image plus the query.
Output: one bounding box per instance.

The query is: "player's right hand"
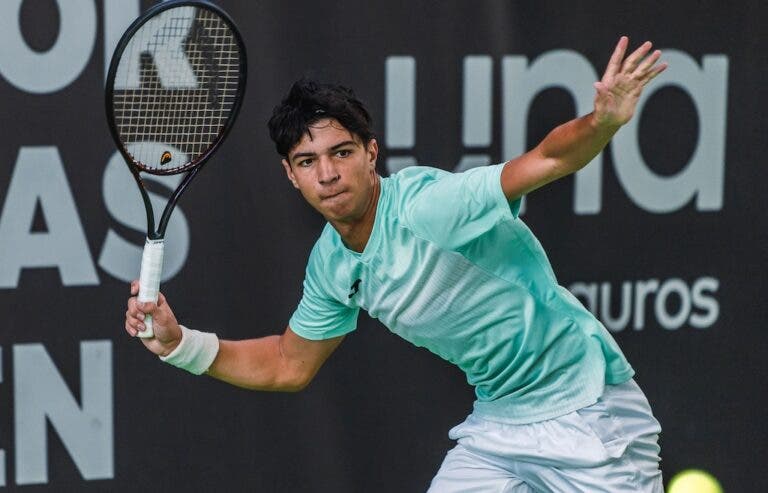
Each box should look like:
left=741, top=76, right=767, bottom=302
left=125, top=280, right=182, bottom=357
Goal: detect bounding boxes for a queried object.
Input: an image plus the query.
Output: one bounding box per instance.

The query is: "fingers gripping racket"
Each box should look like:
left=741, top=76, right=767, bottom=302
left=106, top=1, right=247, bottom=338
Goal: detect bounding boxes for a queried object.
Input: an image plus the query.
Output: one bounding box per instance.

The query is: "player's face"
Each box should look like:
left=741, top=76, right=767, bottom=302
left=282, top=118, right=379, bottom=224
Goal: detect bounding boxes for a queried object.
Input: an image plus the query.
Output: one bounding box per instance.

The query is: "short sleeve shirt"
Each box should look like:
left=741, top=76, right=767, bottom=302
left=290, top=164, right=634, bottom=424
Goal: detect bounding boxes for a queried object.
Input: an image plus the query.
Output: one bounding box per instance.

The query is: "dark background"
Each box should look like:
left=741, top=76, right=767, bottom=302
left=0, top=0, right=765, bottom=491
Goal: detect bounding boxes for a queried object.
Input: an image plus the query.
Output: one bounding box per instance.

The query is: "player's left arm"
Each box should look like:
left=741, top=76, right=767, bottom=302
left=500, top=36, right=667, bottom=202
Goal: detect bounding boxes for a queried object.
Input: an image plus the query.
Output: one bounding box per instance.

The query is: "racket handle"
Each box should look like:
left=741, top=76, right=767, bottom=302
left=137, top=238, right=165, bottom=339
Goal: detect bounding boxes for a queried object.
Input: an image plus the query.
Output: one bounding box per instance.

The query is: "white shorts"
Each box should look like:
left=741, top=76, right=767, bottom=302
left=428, top=379, right=663, bottom=492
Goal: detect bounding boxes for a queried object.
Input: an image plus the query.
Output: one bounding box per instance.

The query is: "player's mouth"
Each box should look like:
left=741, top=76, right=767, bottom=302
left=320, top=190, right=347, bottom=201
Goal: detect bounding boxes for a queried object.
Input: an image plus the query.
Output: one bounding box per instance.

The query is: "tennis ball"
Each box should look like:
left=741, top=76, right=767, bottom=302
left=668, top=469, right=723, bottom=493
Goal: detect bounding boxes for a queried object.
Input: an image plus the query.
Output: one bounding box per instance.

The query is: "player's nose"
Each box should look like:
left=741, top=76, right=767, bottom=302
left=317, top=156, right=340, bottom=185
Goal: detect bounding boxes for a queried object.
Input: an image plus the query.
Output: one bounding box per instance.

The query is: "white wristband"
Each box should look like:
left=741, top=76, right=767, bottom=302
left=159, top=325, right=219, bottom=375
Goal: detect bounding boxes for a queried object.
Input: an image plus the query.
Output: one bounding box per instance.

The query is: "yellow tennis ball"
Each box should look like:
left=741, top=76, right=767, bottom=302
left=668, top=469, right=723, bottom=493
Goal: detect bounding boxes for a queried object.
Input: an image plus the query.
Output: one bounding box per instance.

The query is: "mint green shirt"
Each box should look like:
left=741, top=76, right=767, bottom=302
left=289, top=164, right=634, bottom=424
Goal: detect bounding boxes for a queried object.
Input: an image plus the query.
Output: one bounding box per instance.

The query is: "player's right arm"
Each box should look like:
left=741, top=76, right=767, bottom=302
left=206, top=327, right=343, bottom=392
left=125, top=280, right=343, bottom=392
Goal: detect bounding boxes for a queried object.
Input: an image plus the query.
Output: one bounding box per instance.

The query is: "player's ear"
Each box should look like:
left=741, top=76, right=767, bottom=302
left=282, top=159, right=299, bottom=189
left=366, top=139, right=378, bottom=169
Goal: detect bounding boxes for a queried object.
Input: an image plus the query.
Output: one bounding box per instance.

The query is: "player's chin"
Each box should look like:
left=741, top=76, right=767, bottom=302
left=318, top=194, right=351, bottom=214
left=319, top=203, right=356, bottom=222
left=320, top=208, right=350, bottom=222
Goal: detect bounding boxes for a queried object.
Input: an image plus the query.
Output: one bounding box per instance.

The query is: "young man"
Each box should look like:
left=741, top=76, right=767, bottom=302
left=125, top=37, right=668, bottom=491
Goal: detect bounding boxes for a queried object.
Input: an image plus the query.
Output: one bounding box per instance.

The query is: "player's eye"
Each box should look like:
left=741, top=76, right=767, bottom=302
left=336, top=149, right=351, bottom=158
left=298, top=158, right=313, bottom=167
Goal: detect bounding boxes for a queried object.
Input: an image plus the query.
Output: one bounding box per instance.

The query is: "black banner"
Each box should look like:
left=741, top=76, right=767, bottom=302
left=0, top=1, right=765, bottom=491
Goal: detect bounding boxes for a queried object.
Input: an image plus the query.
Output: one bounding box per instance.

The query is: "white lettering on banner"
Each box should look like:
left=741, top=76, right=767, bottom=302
left=0, top=341, right=114, bottom=487
left=611, top=52, right=728, bottom=213
left=0, top=146, right=189, bottom=288
left=457, top=55, right=493, bottom=173
left=385, top=57, right=418, bottom=174
left=568, top=277, right=720, bottom=332
left=103, top=0, right=141, bottom=80
left=113, top=6, right=198, bottom=89
left=0, top=0, right=97, bottom=94
left=0, top=0, right=143, bottom=92
left=385, top=51, right=728, bottom=214
left=502, top=51, right=600, bottom=215
left=98, top=146, right=190, bottom=282
left=0, top=148, right=99, bottom=288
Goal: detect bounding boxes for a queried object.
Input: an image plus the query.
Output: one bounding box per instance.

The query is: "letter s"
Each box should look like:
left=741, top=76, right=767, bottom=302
left=690, top=277, right=720, bottom=329
left=98, top=147, right=189, bottom=282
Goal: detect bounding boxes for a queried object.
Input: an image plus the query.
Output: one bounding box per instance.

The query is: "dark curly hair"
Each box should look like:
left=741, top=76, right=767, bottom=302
left=267, top=79, right=374, bottom=158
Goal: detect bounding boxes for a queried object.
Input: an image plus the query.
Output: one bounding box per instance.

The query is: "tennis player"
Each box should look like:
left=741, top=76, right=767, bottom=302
left=125, top=36, right=667, bottom=491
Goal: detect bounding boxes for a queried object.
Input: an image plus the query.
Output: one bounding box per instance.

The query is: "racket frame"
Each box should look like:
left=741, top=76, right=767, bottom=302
left=104, top=0, right=247, bottom=337
left=104, top=0, right=248, bottom=240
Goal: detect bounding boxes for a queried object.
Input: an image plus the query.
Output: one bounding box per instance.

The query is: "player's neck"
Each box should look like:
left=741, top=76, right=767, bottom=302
left=332, top=177, right=381, bottom=253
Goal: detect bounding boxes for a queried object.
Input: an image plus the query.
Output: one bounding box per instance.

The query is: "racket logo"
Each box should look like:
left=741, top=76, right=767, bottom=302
left=160, top=151, right=173, bottom=165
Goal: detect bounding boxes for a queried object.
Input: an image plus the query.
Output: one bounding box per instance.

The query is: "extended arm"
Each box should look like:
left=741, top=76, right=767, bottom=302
left=500, top=36, right=667, bottom=201
left=207, top=327, right=343, bottom=392
left=125, top=281, right=342, bottom=391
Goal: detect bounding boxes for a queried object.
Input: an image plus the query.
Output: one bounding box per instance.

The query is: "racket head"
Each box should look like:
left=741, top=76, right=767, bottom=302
left=105, top=0, right=247, bottom=176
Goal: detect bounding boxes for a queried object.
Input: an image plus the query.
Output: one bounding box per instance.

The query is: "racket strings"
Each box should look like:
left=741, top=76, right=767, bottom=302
left=112, top=7, right=242, bottom=173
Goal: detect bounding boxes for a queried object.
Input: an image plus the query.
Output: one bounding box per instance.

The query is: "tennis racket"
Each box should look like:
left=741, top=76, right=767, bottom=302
left=105, top=0, right=247, bottom=338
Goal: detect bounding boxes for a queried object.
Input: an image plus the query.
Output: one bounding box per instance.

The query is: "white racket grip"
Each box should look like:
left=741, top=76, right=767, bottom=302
left=137, top=238, right=165, bottom=338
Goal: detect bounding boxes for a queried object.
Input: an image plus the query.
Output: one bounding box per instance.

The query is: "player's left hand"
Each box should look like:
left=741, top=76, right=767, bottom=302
left=593, top=36, right=668, bottom=128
